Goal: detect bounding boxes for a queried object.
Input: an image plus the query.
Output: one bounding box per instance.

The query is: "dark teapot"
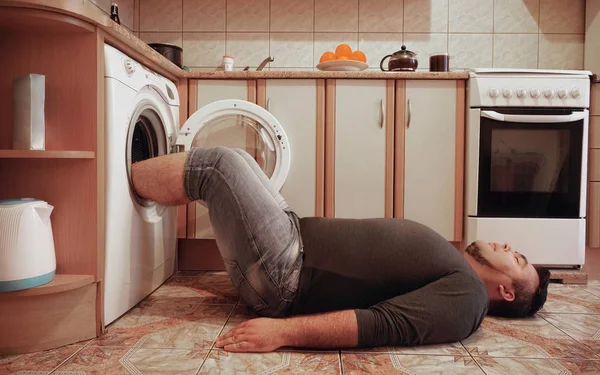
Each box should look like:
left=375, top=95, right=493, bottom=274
left=380, top=45, right=418, bottom=72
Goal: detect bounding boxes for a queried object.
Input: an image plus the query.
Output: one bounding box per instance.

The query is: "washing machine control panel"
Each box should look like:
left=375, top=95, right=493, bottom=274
left=123, top=58, right=136, bottom=75
left=118, top=53, right=179, bottom=105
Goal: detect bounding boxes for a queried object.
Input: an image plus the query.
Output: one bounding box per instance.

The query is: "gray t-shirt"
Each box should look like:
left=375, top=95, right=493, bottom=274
left=290, top=217, right=488, bottom=347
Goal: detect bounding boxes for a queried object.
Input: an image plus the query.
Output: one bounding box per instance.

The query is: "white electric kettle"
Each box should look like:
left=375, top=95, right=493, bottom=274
left=0, top=198, right=56, bottom=292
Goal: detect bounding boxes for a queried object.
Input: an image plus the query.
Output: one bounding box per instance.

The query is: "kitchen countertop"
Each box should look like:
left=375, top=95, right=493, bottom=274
left=184, top=70, right=470, bottom=80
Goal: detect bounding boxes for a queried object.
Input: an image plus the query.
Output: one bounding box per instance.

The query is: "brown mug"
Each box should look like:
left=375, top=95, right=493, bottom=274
left=429, top=53, right=452, bottom=72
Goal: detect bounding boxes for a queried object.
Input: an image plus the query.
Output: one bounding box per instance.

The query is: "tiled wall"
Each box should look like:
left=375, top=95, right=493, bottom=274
left=137, top=0, right=585, bottom=71
left=89, top=0, right=135, bottom=31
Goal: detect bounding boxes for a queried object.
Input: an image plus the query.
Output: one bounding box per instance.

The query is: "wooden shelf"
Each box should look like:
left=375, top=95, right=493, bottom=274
left=0, top=150, right=95, bottom=159
left=0, top=274, right=94, bottom=298
left=0, top=7, right=95, bottom=34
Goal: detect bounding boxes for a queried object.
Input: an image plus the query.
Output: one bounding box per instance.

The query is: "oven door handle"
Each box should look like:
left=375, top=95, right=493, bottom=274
left=481, top=110, right=587, bottom=123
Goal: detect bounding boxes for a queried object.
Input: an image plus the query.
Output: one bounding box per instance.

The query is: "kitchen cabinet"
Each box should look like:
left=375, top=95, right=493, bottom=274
left=593, top=84, right=600, bottom=116
left=589, top=83, right=600, bottom=248
left=397, top=80, right=465, bottom=242
left=189, top=80, right=257, bottom=239
left=260, top=79, right=325, bottom=218
left=325, top=79, right=395, bottom=219
left=589, top=183, right=600, bottom=247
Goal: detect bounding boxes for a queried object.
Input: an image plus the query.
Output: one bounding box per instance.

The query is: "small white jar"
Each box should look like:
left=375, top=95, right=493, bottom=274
left=223, top=56, right=234, bottom=72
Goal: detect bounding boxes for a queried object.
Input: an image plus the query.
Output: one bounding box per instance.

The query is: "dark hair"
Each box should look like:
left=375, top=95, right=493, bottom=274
left=487, top=267, right=551, bottom=318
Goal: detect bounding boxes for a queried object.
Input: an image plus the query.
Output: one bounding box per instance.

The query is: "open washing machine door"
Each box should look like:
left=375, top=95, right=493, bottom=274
left=176, top=99, right=291, bottom=191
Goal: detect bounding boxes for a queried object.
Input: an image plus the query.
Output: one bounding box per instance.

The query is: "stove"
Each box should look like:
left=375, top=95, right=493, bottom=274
left=465, top=68, right=593, bottom=268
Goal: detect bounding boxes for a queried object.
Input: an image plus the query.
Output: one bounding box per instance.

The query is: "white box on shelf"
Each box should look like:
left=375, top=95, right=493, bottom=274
left=13, top=74, right=45, bottom=150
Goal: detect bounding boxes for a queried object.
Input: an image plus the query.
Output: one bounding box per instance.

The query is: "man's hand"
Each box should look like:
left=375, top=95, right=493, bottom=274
left=215, top=317, right=286, bottom=353
left=214, top=310, right=358, bottom=353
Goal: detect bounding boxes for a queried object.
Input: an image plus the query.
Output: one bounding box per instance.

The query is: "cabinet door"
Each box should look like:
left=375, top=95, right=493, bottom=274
left=329, top=80, right=394, bottom=219
left=264, top=79, right=324, bottom=218
left=190, top=80, right=255, bottom=239
left=196, top=80, right=251, bottom=106
left=402, top=80, right=462, bottom=241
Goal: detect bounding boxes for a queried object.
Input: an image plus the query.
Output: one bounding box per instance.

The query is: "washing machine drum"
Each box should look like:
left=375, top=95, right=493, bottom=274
left=176, top=99, right=290, bottom=191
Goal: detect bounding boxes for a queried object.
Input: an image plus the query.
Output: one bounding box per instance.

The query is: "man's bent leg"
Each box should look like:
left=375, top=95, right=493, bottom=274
left=179, top=147, right=302, bottom=316
left=231, top=148, right=289, bottom=211
left=131, top=152, right=190, bottom=206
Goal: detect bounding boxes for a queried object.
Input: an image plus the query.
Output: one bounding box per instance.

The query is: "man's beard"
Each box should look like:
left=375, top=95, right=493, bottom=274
left=465, top=242, right=493, bottom=268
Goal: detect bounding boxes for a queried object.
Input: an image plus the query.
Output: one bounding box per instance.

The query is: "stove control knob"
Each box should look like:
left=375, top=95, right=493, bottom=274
left=489, top=88, right=500, bottom=98
left=502, top=88, right=513, bottom=98
left=557, top=88, right=568, bottom=99
left=530, top=89, right=541, bottom=98
left=570, top=88, right=582, bottom=99
left=544, top=89, right=555, bottom=98
left=516, top=88, right=526, bottom=98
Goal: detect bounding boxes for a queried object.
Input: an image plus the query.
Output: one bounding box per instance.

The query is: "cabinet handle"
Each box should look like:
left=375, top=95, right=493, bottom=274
left=406, top=99, right=412, bottom=128
left=379, top=99, right=385, bottom=128
left=267, top=98, right=271, bottom=111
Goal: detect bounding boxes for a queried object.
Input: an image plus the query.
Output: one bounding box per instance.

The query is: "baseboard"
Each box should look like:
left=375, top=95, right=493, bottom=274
left=177, top=239, right=225, bottom=271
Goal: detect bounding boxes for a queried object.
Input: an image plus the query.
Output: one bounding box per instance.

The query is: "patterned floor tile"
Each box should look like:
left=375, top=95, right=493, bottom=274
left=199, top=350, right=341, bottom=374
left=148, top=275, right=238, bottom=305
left=342, top=342, right=468, bottom=356
left=341, top=353, right=484, bottom=374
left=51, top=347, right=131, bottom=375
left=52, top=347, right=209, bottom=375
left=473, top=357, right=590, bottom=375
left=558, top=358, right=600, bottom=373
left=199, top=272, right=239, bottom=302
left=138, top=304, right=235, bottom=350
left=582, top=281, right=600, bottom=298
left=109, top=299, right=199, bottom=329
left=540, top=313, right=600, bottom=353
left=540, top=284, right=600, bottom=314
left=91, top=304, right=235, bottom=349
left=218, top=304, right=261, bottom=335
left=0, top=343, right=84, bottom=375
left=461, top=316, right=597, bottom=359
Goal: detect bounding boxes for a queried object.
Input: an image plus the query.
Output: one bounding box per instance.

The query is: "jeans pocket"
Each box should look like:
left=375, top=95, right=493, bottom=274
left=223, top=259, right=269, bottom=312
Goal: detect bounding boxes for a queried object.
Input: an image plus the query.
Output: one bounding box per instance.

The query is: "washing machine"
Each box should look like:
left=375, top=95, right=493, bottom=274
left=103, top=44, right=179, bottom=325
left=103, top=46, right=292, bottom=324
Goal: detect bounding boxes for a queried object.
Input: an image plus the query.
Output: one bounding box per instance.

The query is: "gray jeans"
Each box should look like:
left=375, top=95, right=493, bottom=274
left=184, top=147, right=303, bottom=317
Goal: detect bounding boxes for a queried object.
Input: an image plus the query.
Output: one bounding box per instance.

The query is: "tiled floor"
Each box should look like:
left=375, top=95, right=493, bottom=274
left=5, top=261, right=600, bottom=374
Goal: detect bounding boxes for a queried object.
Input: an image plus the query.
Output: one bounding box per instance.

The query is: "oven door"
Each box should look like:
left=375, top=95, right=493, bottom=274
left=471, top=108, right=588, bottom=219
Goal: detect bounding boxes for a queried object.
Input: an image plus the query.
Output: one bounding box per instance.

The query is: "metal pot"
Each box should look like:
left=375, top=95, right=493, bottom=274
left=148, top=43, right=183, bottom=68
left=380, top=45, right=418, bottom=72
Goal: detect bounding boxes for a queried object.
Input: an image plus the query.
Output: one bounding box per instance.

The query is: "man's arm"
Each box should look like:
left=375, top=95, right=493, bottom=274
left=283, top=309, right=358, bottom=348
left=216, top=272, right=487, bottom=353
left=215, top=310, right=358, bottom=352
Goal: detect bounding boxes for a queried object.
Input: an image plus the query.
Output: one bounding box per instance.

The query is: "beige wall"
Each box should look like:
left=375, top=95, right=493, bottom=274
left=88, top=0, right=135, bottom=31
left=586, top=0, right=600, bottom=76
left=136, top=0, right=585, bottom=72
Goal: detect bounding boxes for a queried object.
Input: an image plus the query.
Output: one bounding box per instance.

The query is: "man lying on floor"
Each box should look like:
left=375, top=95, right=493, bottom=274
left=131, top=146, right=551, bottom=353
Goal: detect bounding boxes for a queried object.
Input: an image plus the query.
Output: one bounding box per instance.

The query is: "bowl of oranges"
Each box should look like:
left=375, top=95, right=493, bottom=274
left=317, top=44, right=368, bottom=71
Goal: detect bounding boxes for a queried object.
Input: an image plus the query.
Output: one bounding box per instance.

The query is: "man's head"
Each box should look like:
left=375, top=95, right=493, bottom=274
left=465, top=240, right=550, bottom=318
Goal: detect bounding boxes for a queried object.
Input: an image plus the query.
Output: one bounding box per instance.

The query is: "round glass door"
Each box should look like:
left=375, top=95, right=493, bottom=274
left=191, top=113, right=277, bottom=178
left=125, top=101, right=170, bottom=221
left=177, top=100, right=290, bottom=191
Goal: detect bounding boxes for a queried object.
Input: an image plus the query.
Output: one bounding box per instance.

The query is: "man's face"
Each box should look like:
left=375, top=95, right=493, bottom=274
left=466, top=240, right=539, bottom=291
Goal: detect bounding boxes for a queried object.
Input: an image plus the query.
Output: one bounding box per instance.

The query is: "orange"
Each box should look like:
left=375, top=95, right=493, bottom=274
left=335, top=44, right=353, bottom=59
left=351, top=50, right=367, bottom=63
left=337, top=56, right=349, bottom=60
left=319, top=51, right=336, bottom=63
